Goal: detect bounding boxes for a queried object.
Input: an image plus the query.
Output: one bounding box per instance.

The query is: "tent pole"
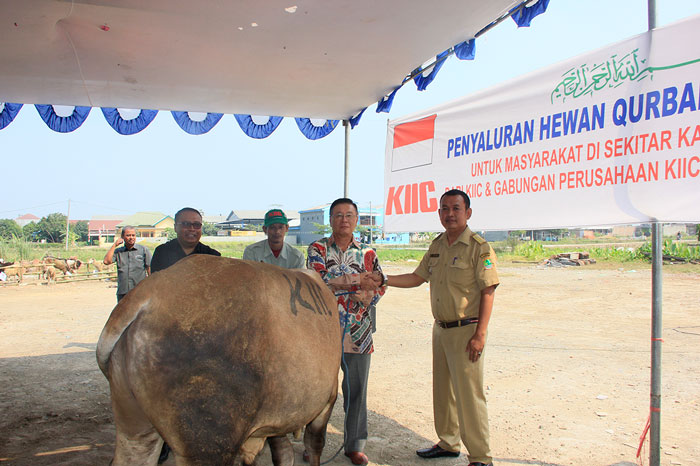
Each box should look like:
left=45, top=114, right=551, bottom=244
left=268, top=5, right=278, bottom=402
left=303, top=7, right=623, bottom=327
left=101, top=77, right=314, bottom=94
left=65, top=199, right=71, bottom=251
left=647, top=3, right=659, bottom=466
left=650, top=221, right=662, bottom=466
left=343, top=120, right=350, bottom=197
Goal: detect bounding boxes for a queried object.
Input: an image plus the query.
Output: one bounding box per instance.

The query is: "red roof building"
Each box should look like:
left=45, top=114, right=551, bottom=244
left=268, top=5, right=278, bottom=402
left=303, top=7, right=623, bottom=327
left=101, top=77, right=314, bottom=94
left=14, top=213, right=39, bottom=227
left=88, top=216, right=125, bottom=244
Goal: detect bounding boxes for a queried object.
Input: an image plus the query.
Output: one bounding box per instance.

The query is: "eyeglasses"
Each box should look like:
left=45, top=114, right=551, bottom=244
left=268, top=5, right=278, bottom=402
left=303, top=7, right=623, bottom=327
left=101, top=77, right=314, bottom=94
left=332, top=213, right=356, bottom=221
left=177, top=221, right=202, bottom=230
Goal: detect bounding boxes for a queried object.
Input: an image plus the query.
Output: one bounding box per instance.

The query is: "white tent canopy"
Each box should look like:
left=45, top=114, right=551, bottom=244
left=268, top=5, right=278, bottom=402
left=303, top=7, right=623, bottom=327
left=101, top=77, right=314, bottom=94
left=0, top=0, right=529, bottom=119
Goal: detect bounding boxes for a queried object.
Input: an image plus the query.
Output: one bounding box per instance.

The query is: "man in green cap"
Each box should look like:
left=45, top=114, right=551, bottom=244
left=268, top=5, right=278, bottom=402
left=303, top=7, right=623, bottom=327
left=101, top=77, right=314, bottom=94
left=243, top=209, right=305, bottom=269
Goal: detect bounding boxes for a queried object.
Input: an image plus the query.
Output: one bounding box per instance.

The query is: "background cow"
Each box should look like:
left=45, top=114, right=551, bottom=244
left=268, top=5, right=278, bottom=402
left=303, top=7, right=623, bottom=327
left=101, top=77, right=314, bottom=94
left=1, top=264, right=24, bottom=283
left=88, top=258, right=111, bottom=272
left=97, top=255, right=341, bottom=466
left=43, top=265, right=56, bottom=284
left=43, top=256, right=81, bottom=275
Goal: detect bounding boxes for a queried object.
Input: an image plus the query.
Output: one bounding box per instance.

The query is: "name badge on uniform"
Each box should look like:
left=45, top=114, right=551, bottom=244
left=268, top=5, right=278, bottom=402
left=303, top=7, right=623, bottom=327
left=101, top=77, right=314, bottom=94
left=428, top=254, right=439, bottom=274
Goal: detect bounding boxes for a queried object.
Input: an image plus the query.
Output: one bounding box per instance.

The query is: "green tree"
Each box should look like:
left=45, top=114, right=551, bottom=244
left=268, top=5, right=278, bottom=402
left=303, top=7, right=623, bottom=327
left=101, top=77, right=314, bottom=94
left=0, top=219, right=23, bottom=240
left=202, top=222, right=218, bottom=236
left=37, top=213, right=68, bottom=243
left=73, top=220, right=89, bottom=242
left=164, top=227, right=177, bottom=240
left=313, top=222, right=330, bottom=235
left=23, top=221, right=41, bottom=241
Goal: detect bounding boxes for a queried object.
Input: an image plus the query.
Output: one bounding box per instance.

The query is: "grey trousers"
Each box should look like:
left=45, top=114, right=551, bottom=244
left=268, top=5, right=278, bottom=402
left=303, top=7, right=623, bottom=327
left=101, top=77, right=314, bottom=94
left=341, top=352, right=371, bottom=453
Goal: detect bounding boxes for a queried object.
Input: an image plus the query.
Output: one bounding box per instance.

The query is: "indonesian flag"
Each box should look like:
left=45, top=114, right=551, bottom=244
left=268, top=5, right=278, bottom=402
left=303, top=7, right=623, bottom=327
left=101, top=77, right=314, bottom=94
left=391, top=114, right=437, bottom=172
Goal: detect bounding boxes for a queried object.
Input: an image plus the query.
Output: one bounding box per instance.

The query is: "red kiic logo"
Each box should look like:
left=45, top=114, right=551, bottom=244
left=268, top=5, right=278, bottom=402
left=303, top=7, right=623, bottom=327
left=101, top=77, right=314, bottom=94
left=385, top=181, right=437, bottom=215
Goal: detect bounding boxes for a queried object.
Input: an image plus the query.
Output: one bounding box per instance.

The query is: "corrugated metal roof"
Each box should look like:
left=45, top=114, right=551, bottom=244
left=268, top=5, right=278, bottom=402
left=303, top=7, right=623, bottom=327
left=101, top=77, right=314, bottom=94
left=117, top=212, right=171, bottom=227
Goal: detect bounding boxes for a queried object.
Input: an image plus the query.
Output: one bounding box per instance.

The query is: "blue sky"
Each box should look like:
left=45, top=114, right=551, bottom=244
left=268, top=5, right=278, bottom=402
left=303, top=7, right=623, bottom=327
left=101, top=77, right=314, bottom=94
left=2, top=0, right=699, bottom=221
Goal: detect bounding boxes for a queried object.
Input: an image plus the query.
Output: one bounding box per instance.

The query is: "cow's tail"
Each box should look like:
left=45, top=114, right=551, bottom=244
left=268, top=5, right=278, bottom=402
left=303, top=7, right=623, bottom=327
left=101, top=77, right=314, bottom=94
left=96, top=297, right=151, bottom=376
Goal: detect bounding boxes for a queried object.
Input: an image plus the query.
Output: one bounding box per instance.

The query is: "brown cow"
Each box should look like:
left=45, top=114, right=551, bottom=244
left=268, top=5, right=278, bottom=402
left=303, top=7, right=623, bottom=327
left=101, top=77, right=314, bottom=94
left=88, top=258, right=112, bottom=272
left=43, top=265, right=56, bottom=284
left=96, top=255, right=341, bottom=466
left=44, top=257, right=69, bottom=274
left=2, top=265, right=24, bottom=282
left=43, top=256, right=81, bottom=274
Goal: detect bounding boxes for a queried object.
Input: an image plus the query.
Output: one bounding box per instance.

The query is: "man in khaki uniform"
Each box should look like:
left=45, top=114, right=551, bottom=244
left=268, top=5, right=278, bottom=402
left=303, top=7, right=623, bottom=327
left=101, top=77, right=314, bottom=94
left=384, top=189, right=498, bottom=466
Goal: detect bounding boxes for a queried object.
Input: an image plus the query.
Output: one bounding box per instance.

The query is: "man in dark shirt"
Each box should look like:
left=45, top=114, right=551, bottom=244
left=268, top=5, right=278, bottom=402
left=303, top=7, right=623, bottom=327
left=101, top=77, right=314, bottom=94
left=150, top=207, right=220, bottom=463
left=103, top=226, right=151, bottom=301
left=151, top=207, right=220, bottom=273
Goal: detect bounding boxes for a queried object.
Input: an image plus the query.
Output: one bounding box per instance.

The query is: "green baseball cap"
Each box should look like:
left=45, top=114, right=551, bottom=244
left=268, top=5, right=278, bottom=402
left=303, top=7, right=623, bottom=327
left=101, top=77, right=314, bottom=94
left=264, top=209, right=288, bottom=226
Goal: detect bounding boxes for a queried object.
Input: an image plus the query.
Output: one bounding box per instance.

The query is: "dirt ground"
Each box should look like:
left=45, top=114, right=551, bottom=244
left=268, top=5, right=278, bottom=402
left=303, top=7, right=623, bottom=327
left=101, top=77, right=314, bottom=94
left=1, top=263, right=699, bottom=466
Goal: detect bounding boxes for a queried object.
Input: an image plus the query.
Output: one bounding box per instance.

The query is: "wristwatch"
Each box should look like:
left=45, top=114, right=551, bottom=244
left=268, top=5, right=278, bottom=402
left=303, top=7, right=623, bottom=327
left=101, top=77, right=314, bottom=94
left=379, top=271, right=388, bottom=287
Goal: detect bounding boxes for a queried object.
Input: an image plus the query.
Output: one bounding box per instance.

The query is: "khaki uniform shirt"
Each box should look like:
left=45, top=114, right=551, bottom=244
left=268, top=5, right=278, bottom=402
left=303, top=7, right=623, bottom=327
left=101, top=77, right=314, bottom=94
left=414, top=226, right=499, bottom=322
left=243, top=239, right=305, bottom=269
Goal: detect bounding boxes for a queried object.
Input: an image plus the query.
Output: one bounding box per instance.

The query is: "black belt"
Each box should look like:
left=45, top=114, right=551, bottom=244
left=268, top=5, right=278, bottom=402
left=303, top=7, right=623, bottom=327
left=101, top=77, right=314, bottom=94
left=436, top=317, right=479, bottom=329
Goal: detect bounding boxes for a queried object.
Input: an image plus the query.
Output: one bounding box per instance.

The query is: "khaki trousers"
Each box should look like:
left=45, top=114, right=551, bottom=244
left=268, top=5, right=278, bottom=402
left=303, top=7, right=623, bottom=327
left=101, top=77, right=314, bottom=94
left=432, top=323, right=492, bottom=464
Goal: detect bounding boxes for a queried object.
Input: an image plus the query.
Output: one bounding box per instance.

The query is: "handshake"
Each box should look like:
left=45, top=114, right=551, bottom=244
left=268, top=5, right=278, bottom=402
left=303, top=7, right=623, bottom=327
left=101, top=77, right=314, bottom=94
left=327, top=271, right=385, bottom=306
left=327, top=271, right=385, bottom=290
left=360, top=271, right=384, bottom=290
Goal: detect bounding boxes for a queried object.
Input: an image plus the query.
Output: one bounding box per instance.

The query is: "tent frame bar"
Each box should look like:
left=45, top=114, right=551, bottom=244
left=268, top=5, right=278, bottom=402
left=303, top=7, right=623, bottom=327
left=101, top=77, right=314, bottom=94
left=343, top=120, right=350, bottom=197
left=401, top=0, right=539, bottom=87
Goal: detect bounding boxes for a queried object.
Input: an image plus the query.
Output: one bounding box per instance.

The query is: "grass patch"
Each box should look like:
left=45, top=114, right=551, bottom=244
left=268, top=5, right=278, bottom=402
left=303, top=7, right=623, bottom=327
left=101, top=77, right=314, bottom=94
left=2, top=238, right=698, bottom=273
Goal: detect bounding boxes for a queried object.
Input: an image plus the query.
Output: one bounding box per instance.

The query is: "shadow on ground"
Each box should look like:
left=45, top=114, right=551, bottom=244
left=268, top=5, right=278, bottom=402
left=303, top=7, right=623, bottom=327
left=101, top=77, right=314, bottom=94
left=0, top=351, right=613, bottom=466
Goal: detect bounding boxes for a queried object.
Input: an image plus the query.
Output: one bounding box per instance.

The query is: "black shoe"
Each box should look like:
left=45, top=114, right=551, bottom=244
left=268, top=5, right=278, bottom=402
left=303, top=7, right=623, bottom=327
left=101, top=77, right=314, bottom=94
left=468, top=463, right=493, bottom=466
left=416, top=444, right=460, bottom=458
left=158, top=443, right=170, bottom=464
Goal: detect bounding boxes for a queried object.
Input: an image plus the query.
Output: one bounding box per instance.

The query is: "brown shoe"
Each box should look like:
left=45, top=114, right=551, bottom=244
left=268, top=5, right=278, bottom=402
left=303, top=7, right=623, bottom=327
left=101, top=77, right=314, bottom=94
left=345, top=451, right=369, bottom=465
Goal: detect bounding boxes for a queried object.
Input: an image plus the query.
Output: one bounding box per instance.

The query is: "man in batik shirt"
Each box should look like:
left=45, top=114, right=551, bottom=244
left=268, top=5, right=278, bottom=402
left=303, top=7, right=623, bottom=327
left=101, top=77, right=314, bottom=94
left=307, top=198, right=385, bottom=466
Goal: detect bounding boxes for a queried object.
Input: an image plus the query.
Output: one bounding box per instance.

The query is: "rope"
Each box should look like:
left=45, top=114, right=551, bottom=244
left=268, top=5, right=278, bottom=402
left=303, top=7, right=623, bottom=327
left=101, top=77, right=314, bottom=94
left=319, top=291, right=354, bottom=465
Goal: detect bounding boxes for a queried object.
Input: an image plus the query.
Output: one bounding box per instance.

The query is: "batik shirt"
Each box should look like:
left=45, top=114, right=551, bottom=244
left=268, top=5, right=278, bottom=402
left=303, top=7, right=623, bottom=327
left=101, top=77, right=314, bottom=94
left=307, top=235, right=385, bottom=354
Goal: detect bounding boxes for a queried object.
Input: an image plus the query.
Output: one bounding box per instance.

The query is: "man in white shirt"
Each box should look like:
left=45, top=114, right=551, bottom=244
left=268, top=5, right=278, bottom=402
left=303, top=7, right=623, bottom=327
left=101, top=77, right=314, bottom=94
left=243, top=209, right=304, bottom=269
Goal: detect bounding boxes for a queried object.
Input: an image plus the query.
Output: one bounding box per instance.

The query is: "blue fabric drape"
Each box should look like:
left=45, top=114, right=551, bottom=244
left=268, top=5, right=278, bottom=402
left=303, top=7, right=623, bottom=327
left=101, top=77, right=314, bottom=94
left=511, top=0, right=550, bottom=27
left=294, top=118, right=339, bottom=140
left=35, top=104, right=91, bottom=133
left=454, top=39, right=476, bottom=60
left=101, top=108, right=158, bottom=135
left=171, top=111, right=223, bottom=135
left=413, top=50, right=450, bottom=91
left=376, top=88, right=399, bottom=114
left=0, top=103, right=23, bottom=130
left=349, top=108, right=366, bottom=129
left=234, top=114, right=283, bottom=139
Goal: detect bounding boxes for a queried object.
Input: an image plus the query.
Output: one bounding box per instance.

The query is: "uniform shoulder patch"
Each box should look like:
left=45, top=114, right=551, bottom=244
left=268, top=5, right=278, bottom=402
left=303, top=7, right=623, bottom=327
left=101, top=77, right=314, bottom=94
left=471, top=233, right=486, bottom=245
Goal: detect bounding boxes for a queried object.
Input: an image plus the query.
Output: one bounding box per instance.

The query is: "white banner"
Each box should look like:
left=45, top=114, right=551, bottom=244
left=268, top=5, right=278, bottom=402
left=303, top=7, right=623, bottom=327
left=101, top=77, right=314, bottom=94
left=384, top=15, right=700, bottom=232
